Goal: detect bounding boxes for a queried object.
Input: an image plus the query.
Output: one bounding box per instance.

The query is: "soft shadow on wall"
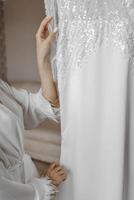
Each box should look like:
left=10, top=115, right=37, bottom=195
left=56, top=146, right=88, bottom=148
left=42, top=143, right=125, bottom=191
left=0, top=1, right=7, bottom=81
left=4, top=0, right=45, bottom=82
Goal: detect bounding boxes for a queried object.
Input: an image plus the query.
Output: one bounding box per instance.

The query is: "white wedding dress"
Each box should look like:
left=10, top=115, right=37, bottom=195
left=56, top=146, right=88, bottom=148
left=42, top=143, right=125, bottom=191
left=45, top=1, right=134, bottom=200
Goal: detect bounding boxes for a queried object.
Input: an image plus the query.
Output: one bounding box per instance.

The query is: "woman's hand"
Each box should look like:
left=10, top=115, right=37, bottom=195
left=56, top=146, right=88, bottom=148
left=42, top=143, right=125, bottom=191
left=36, top=17, right=59, bottom=107
left=36, top=16, right=57, bottom=67
left=46, top=162, right=67, bottom=186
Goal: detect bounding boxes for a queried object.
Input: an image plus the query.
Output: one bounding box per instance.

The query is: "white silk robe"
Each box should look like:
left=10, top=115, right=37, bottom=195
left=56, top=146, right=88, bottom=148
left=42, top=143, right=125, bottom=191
left=0, top=79, right=59, bottom=200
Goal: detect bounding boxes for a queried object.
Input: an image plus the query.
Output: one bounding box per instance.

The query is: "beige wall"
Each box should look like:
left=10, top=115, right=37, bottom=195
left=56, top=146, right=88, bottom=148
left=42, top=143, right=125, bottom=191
left=4, top=0, right=45, bottom=81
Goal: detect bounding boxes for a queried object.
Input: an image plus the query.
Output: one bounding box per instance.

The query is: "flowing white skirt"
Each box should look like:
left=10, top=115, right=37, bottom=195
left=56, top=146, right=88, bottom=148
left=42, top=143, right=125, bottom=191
left=56, top=41, right=134, bottom=200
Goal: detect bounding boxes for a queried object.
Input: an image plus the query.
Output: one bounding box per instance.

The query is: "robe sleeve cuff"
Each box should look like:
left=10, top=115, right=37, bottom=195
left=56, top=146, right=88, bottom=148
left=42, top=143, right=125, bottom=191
left=30, top=176, right=58, bottom=200
left=32, top=89, right=60, bottom=122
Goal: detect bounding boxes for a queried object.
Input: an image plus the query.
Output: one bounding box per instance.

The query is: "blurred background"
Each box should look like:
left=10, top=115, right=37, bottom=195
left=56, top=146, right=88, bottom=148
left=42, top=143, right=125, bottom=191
left=4, top=0, right=44, bottom=82
left=0, top=0, right=61, bottom=173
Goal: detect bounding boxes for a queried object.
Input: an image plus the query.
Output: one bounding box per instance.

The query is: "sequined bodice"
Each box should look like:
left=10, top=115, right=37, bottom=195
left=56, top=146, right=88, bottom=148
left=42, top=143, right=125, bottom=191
left=55, top=0, right=134, bottom=75
left=58, top=0, right=134, bottom=20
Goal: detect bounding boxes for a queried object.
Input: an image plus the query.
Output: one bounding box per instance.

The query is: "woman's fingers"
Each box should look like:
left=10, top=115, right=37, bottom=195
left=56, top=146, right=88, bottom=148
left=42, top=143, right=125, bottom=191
left=60, top=174, right=67, bottom=180
left=54, top=166, right=63, bottom=172
left=48, top=162, right=57, bottom=172
left=36, top=16, right=53, bottom=39
left=53, top=167, right=67, bottom=178
left=47, top=162, right=59, bottom=173
left=47, top=165, right=67, bottom=185
left=46, top=162, right=55, bottom=177
left=54, top=174, right=67, bottom=185
left=45, top=31, right=58, bottom=45
left=57, top=170, right=65, bottom=176
left=46, top=162, right=67, bottom=183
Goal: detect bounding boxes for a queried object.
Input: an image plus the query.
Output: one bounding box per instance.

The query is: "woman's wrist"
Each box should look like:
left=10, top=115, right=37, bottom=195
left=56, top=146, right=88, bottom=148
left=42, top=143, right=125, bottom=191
left=38, top=56, right=59, bottom=108
left=42, top=90, right=59, bottom=108
left=46, top=96, right=59, bottom=108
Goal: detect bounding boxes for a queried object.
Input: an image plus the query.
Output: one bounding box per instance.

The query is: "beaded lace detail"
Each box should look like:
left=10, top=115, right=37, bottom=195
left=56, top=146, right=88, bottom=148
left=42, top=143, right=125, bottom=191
left=45, top=0, right=134, bottom=79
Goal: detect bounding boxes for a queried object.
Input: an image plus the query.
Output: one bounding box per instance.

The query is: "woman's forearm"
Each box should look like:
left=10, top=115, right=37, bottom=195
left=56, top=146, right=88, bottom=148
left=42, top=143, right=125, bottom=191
left=39, top=60, right=59, bottom=107
left=36, top=17, right=59, bottom=108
